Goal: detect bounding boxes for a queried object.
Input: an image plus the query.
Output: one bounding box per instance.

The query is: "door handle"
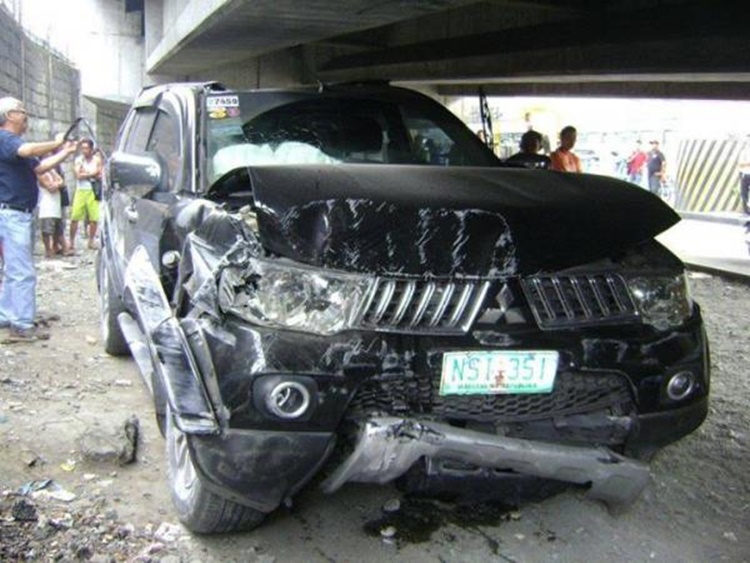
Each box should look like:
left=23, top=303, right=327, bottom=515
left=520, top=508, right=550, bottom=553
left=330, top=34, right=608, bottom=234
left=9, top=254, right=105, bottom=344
left=126, top=207, right=138, bottom=223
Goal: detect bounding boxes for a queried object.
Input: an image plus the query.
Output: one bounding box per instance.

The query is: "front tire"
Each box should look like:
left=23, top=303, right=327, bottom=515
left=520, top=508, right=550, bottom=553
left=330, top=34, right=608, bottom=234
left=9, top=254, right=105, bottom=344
left=98, top=250, right=130, bottom=356
left=165, top=410, right=265, bottom=534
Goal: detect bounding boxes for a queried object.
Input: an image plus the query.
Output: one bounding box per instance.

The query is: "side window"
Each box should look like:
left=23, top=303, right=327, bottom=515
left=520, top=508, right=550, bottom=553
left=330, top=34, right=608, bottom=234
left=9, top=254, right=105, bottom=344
left=402, top=113, right=456, bottom=166
left=123, top=108, right=157, bottom=153
left=147, top=110, right=181, bottom=192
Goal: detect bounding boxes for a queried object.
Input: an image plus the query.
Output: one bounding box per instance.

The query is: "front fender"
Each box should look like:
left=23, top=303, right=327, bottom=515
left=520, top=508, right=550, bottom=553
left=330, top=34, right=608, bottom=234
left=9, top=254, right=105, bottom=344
left=123, top=245, right=219, bottom=434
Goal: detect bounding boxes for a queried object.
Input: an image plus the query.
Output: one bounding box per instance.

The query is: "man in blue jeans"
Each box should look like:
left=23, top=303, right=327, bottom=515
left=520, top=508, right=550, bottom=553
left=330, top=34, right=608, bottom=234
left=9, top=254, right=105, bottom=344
left=0, top=96, right=76, bottom=342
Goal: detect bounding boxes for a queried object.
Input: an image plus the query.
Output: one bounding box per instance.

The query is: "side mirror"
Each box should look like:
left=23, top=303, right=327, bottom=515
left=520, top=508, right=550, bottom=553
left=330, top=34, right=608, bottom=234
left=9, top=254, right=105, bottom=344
left=108, top=151, right=165, bottom=197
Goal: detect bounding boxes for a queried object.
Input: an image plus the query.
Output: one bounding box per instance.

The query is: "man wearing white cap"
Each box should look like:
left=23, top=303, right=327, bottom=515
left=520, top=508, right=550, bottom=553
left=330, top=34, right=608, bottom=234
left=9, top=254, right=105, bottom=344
left=0, top=96, right=76, bottom=342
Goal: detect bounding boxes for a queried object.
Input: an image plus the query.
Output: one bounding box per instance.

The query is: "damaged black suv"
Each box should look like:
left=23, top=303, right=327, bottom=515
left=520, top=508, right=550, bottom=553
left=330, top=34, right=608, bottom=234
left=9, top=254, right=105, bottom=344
left=98, top=81, right=709, bottom=533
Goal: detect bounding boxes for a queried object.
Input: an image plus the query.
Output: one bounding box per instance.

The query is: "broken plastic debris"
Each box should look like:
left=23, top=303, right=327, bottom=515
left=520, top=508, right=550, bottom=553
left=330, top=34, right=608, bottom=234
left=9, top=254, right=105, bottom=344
left=17, top=479, right=77, bottom=502
left=154, top=522, right=183, bottom=543
left=36, top=487, right=77, bottom=502
left=24, top=455, right=40, bottom=467
left=60, top=459, right=76, bottom=472
left=380, top=525, right=397, bottom=539
left=382, top=499, right=401, bottom=513
left=17, top=479, right=53, bottom=495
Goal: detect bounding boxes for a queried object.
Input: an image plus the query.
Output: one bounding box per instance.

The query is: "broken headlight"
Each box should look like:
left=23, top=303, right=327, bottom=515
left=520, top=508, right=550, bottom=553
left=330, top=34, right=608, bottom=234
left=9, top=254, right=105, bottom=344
left=627, top=273, right=692, bottom=330
left=218, top=259, right=373, bottom=335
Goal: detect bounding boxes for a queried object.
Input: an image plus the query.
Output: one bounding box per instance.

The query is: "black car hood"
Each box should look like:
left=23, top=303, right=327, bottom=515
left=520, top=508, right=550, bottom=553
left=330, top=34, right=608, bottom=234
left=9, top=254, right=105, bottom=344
left=238, top=164, right=679, bottom=277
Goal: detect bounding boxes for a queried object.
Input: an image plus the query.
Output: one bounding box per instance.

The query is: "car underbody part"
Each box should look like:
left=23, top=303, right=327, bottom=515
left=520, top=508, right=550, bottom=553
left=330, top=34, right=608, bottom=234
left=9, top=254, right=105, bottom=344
left=321, top=417, right=650, bottom=510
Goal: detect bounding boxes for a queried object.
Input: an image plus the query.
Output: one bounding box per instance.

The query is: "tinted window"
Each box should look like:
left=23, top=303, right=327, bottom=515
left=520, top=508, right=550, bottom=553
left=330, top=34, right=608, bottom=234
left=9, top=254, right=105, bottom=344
left=147, top=110, right=181, bottom=191
left=124, top=108, right=157, bottom=153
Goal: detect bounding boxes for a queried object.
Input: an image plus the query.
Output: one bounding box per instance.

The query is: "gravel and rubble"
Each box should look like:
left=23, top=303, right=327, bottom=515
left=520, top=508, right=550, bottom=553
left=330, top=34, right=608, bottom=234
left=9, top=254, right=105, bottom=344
left=0, top=489, right=184, bottom=562
left=0, top=251, right=749, bottom=562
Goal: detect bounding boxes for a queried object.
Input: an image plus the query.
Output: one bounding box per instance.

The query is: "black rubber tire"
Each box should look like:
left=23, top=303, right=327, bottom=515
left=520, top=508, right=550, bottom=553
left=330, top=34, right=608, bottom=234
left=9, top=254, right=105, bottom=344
left=98, top=250, right=130, bottom=356
left=165, top=410, right=266, bottom=534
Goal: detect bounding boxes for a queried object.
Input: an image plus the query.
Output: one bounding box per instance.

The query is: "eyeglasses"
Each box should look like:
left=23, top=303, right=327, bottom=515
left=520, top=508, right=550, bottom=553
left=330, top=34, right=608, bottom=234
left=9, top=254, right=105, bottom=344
left=9, top=109, right=28, bottom=116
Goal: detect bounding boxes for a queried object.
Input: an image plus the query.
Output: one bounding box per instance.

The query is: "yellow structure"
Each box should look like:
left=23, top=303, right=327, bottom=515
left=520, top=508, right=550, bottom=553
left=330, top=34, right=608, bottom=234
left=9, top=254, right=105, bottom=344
left=675, top=139, right=744, bottom=212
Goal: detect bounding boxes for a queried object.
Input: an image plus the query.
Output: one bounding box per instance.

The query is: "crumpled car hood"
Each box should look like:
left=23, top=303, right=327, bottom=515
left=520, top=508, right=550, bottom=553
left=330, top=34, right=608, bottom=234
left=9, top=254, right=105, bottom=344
left=239, top=164, right=679, bottom=277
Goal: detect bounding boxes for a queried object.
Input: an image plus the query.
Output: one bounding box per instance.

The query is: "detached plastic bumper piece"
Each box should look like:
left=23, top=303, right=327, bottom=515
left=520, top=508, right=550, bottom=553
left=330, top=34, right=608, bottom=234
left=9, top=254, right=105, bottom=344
left=322, top=417, right=650, bottom=509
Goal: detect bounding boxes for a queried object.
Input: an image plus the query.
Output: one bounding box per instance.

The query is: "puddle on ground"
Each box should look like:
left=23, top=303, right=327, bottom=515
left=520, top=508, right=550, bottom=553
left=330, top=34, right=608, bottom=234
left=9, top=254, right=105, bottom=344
left=362, top=476, right=570, bottom=550
left=363, top=497, right=514, bottom=551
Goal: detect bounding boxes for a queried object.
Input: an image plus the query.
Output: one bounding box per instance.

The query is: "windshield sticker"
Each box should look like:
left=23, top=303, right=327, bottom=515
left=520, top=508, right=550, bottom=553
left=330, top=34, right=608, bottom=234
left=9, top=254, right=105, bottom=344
left=207, top=95, right=239, bottom=109
left=208, top=97, right=241, bottom=119
left=209, top=107, right=241, bottom=120
left=209, top=107, right=228, bottom=119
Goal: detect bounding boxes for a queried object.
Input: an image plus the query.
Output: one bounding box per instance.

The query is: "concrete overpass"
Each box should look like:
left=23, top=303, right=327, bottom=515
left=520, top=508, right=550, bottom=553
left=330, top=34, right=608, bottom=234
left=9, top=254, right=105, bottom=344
left=143, top=0, right=750, bottom=100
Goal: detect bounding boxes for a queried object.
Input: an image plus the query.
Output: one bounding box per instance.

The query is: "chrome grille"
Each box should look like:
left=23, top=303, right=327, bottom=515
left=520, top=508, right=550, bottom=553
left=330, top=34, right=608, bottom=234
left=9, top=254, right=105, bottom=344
left=521, top=274, right=639, bottom=329
left=356, top=279, right=491, bottom=333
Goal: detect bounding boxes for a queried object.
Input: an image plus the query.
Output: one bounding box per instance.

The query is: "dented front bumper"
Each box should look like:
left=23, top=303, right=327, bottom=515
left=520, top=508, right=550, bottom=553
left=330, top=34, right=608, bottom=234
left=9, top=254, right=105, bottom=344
left=322, top=416, right=651, bottom=509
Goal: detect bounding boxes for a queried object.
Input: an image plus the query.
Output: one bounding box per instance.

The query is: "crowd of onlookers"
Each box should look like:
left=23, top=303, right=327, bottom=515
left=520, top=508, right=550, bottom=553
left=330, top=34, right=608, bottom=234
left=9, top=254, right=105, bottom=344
left=496, top=126, right=669, bottom=196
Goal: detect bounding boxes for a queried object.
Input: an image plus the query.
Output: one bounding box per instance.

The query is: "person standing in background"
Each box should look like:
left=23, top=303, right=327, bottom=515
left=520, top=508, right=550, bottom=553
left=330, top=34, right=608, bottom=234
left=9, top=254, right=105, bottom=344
left=627, top=140, right=648, bottom=185
left=549, top=126, right=582, bottom=173
left=37, top=164, right=66, bottom=258
left=647, top=140, right=667, bottom=195
left=69, top=138, right=102, bottom=251
left=506, top=130, right=551, bottom=169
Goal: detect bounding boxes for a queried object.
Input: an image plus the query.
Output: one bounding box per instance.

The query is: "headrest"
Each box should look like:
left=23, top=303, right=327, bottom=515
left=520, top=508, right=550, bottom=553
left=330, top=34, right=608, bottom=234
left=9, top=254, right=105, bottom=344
left=339, top=116, right=383, bottom=153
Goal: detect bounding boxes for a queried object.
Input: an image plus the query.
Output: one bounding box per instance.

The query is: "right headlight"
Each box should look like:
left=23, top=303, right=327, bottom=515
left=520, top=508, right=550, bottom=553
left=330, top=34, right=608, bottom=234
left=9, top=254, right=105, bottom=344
left=218, top=258, right=373, bottom=336
left=627, top=273, right=693, bottom=331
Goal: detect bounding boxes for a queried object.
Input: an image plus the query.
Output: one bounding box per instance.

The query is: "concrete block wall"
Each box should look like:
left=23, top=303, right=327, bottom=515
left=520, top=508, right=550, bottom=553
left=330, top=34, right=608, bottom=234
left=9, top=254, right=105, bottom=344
left=81, top=97, right=129, bottom=156
left=0, top=5, right=79, bottom=142
left=0, top=5, right=23, bottom=98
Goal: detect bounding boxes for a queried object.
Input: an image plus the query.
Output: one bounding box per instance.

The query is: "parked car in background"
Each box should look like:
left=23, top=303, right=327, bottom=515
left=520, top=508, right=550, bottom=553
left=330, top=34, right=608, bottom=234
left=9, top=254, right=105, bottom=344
left=98, top=81, right=709, bottom=533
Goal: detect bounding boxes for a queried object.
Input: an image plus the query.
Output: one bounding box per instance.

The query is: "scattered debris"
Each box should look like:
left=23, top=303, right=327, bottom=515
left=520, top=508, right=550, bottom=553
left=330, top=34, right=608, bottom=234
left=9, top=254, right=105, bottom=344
left=60, top=459, right=77, bottom=472
left=383, top=498, right=401, bottom=513
left=11, top=498, right=38, bottom=521
left=154, top=522, right=184, bottom=543
left=78, top=415, right=139, bottom=465
left=16, top=479, right=77, bottom=502
left=0, top=489, right=184, bottom=560
left=380, top=525, right=397, bottom=539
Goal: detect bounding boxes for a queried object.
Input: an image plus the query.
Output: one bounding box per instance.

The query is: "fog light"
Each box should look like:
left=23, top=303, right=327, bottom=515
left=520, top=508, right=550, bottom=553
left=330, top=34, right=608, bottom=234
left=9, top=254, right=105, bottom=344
left=667, top=371, right=695, bottom=401
left=266, top=381, right=311, bottom=419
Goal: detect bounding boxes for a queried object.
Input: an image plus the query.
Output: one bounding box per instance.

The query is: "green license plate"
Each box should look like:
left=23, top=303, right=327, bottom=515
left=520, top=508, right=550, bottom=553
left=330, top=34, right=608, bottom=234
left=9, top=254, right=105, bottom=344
left=440, top=350, right=559, bottom=395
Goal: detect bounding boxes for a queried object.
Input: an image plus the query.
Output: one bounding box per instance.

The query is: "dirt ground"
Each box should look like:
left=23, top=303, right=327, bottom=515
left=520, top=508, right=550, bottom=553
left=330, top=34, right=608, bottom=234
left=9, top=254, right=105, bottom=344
left=1, top=248, right=749, bottom=562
